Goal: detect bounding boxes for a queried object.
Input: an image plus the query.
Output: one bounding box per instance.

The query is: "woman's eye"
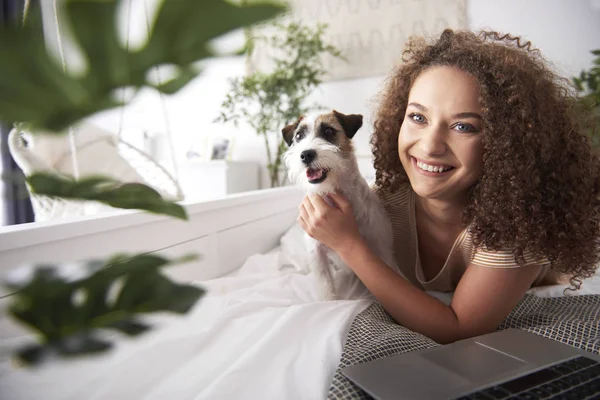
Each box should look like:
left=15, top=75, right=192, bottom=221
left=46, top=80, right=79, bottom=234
left=408, top=113, right=426, bottom=123
left=454, top=123, right=477, bottom=133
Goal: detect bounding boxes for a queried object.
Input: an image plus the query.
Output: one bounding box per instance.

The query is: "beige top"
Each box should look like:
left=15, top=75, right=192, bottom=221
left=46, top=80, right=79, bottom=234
left=377, top=183, right=552, bottom=292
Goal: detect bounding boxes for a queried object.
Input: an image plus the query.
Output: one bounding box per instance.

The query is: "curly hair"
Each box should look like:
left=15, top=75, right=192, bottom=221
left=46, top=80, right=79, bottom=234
left=371, top=29, right=600, bottom=289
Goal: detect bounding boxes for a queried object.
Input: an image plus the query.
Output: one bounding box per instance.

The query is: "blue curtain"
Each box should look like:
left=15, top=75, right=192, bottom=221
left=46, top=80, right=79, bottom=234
left=0, top=0, right=35, bottom=225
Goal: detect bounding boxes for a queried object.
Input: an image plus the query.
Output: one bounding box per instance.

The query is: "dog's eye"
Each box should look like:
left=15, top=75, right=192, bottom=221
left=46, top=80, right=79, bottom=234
left=295, top=132, right=305, bottom=141
left=324, top=127, right=334, bottom=136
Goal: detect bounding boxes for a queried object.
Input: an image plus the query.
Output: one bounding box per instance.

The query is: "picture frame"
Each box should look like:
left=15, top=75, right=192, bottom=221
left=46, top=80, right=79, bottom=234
left=209, top=134, right=234, bottom=161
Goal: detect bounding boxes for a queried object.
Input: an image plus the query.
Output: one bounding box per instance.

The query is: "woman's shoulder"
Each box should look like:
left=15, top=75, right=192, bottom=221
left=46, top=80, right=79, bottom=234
left=463, top=231, right=551, bottom=269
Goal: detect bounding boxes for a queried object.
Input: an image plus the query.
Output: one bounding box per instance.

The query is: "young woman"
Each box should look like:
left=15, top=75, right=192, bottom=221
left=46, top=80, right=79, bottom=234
left=297, top=29, right=600, bottom=344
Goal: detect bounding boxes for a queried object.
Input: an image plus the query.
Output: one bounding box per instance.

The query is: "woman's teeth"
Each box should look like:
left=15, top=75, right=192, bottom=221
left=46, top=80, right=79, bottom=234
left=416, top=160, right=452, bottom=173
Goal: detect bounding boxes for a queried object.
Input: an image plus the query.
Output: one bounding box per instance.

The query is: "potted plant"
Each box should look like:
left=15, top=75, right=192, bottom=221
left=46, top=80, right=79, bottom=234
left=215, top=21, right=345, bottom=188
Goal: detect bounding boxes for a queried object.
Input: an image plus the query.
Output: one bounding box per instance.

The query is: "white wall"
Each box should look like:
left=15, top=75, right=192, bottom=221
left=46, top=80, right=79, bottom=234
left=468, top=0, right=600, bottom=79
left=40, top=0, right=600, bottom=190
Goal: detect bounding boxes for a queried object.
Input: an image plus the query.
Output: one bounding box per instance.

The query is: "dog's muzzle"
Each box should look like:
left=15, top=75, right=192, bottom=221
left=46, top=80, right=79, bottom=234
left=300, top=149, right=316, bottom=165
left=300, top=149, right=328, bottom=184
left=306, top=168, right=328, bottom=184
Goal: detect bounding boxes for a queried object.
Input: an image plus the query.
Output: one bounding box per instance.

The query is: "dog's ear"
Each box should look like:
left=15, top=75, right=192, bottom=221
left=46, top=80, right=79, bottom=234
left=282, top=115, right=304, bottom=146
left=333, top=110, right=363, bottom=139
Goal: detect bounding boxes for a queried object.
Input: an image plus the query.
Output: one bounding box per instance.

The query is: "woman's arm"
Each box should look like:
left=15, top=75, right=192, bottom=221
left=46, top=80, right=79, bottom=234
left=299, top=193, right=541, bottom=344
left=340, top=238, right=540, bottom=344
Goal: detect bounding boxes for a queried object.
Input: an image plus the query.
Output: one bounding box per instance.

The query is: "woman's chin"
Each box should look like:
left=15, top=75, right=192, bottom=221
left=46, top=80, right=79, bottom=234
left=409, top=181, right=449, bottom=201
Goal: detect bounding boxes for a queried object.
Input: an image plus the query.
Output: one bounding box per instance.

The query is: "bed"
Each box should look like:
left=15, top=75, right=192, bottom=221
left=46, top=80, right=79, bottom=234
left=0, top=186, right=599, bottom=400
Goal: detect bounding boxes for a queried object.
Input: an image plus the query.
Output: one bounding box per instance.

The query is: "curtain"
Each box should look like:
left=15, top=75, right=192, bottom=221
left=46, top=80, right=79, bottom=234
left=0, top=0, right=35, bottom=225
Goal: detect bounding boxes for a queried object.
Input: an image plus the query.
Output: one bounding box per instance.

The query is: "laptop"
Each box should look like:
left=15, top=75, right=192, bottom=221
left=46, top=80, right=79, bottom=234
left=340, top=328, right=600, bottom=400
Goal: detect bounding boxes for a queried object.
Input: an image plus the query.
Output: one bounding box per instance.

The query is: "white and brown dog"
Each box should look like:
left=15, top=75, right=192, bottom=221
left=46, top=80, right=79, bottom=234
left=282, top=110, right=401, bottom=300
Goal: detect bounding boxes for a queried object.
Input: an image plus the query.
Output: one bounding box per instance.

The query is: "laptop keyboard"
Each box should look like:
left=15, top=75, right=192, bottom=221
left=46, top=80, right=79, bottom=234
left=456, top=356, right=600, bottom=400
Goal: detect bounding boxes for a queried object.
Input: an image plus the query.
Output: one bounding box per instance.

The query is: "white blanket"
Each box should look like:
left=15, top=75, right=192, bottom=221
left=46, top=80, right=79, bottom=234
left=1, top=226, right=599, bottom=400
left=0, top=250, right=371, bottom=400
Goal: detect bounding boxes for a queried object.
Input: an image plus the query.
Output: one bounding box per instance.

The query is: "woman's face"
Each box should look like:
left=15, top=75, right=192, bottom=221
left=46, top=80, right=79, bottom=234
left=398, top=65, right=484, bottom=203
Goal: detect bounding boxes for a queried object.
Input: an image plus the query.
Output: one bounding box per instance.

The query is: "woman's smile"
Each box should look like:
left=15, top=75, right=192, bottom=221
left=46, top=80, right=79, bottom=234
left=411, top=157, right=455, bottom=176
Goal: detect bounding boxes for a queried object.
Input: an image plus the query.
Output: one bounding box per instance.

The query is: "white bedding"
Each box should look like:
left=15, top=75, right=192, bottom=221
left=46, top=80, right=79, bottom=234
left=1, top=225, right=599, bottom=400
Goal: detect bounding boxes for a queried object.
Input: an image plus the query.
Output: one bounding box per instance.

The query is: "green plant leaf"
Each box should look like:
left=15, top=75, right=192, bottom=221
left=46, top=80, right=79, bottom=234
left=4, top=252, right=203, bottom=365
left=55, top=335, right=113, bottom=356
left=17, top=344, right=48, bottom=365
left=109, top=320, right=151, bottom=336
left=16, top=335, right=113, bottom=365
left=26, top=172, right=188, bottom=220
left=152, top=66, right=199, bottom=95
left=0, top=0, right=286, bottom=133
left=114, top=270, right=204, bottom=314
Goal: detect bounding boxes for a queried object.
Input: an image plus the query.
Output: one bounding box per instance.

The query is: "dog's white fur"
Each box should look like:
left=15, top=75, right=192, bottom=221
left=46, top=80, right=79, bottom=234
left=282, top=111, right=402, bottom=300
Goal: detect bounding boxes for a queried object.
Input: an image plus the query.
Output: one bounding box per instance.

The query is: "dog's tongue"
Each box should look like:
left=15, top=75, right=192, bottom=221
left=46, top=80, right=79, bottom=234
left=307, top=168, right=323, bottom=181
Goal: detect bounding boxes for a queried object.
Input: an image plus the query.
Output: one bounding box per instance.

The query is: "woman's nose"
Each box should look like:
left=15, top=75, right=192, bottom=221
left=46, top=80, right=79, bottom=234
left=420, top=125, right=447, bottom=156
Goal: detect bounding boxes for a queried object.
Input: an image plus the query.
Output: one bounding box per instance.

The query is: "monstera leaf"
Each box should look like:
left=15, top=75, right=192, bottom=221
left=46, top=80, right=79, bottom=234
left=4, top=253, right=203, bottom=365
left=27, top=172, right=188, bottom=220
left=0, top=0, right=286, bottom=133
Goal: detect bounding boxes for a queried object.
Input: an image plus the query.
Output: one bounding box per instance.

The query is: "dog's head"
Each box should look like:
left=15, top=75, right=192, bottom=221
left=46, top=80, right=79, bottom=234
left=282, top=110, right=363, bottom=193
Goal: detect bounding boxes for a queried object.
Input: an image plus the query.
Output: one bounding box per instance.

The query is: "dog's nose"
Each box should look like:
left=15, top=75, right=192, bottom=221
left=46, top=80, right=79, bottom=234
left=300, top=149, right=316, bottom=164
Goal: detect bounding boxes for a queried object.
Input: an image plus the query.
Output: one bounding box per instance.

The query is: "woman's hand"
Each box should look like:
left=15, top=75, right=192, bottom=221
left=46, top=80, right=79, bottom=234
left=297, top=192, right=362, bottom=256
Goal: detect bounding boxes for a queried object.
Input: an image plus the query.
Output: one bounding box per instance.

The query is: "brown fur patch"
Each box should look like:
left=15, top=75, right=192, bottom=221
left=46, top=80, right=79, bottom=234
left=333, top=110, right=363, bottom=138
left=314, top=112, right=355, bottom=159
left=282, top=115, right=305, bottom=146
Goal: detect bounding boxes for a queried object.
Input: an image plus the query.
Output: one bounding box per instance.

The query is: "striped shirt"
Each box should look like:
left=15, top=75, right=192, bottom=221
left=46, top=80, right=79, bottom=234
left=377, top=182, right=555, bottom=292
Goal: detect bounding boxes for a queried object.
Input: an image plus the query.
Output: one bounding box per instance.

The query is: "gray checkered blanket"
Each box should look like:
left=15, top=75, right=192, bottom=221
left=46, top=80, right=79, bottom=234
left=327, top=294, right=600, bottom=399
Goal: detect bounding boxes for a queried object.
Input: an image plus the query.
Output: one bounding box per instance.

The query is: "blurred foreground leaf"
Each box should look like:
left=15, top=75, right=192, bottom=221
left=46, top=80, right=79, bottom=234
left=4, top=253, right=203, bottom=365
left=27, top=172, right=188, bottom=220
left=0, top=0, right=286, bottom=132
